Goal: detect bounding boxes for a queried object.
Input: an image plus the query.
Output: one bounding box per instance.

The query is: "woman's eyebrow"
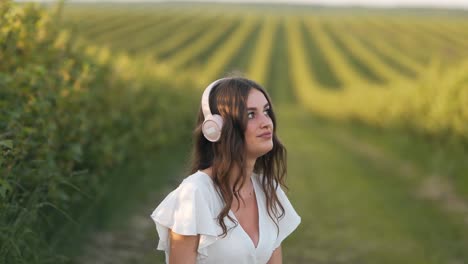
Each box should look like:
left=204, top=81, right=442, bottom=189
left=247, top=103, right=270, bottom=111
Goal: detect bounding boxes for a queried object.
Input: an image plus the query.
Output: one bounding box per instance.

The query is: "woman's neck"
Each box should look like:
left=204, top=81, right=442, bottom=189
left=228, top=161, right=255, bottom=192
left=202, top=159, right=256, bottom=192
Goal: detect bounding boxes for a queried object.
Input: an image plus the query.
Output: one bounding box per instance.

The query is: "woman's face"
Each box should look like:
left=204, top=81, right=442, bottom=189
left=244, top=88, right=274, bottom=159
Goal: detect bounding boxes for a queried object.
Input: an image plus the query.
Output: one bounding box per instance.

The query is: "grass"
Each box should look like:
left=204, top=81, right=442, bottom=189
left=222, top=20, right=263, bottom=75
left=321, top=23, right=385, bottom=85
left=300, top=19, right=342, bottom=89
left=276, top=104, right=468, bottom=263
left=265, top=19, right=296, bottom=105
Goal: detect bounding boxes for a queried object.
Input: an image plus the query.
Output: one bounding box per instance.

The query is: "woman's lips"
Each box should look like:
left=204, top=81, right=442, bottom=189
left=258, top=132, right=272, bottom=138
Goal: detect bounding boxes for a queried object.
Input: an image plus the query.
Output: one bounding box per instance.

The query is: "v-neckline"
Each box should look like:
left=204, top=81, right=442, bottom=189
left=198, top=170, right=262, bottom=250
left=229, top=176, right=262, bottom=250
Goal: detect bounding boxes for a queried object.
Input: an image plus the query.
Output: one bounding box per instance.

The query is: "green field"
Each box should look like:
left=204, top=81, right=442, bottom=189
left=3, top=1, right=468, bottom=263
left=62, top=3, right=468, bottom=142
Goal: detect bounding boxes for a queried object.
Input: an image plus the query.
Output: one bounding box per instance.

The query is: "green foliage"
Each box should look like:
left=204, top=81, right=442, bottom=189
left=0, top=1, right=197, bottom=263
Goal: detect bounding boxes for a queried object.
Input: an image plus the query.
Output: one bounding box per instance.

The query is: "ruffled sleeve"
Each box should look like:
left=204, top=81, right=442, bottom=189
left=150, top=179, right=219, bottom=260
left=273, top=184, right=301, bottom=249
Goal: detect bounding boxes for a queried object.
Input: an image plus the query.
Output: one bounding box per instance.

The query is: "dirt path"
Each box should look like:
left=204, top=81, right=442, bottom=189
left=327, top=126, right=468, bottom=226
left=72, top=147, right=187, bottom=264
left=74, top=213, right=155, bottom=264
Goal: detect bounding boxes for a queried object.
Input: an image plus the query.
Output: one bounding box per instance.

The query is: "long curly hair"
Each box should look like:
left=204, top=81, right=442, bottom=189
left=187, top=76, right=287, bottom=238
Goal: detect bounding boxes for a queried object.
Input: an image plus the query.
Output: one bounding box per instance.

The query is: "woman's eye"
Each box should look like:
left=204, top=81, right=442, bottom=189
left=248, top=109, right=270, bottom=119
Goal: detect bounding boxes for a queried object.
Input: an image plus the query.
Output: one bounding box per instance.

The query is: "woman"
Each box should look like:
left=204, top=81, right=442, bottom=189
left=150, top=76, right=301, bottom=264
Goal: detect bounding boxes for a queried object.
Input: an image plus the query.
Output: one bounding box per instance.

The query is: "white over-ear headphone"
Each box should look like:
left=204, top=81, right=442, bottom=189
left=201, top=78, right=230, bottom=142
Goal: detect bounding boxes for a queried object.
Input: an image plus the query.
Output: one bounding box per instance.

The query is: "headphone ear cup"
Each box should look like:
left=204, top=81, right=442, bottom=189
left=202, top=114, right=223, bottom=142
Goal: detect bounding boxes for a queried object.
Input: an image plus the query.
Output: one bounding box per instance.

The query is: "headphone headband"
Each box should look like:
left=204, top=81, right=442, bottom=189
left=201, top=78, right=230, bottom=118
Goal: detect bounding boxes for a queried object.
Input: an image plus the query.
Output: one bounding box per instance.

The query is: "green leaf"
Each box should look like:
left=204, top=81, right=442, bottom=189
left=0, top=178, right=12, bottom=199
left=70, top=144, right=82, bottom=162
left=0, top=140, right=13, bottom=149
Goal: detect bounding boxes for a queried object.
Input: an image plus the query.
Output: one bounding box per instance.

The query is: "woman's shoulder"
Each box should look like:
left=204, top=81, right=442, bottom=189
left=150, top=171, right=222, bottom=255
left=151, top=171, right=219, bottom=219
left=179, top=170, right=214, bottom=191
left=168, top=170, right=219, bottom=205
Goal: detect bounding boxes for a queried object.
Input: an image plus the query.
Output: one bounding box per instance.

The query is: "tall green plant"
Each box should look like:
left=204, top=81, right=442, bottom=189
left=0, top=1, right=197, bottom=263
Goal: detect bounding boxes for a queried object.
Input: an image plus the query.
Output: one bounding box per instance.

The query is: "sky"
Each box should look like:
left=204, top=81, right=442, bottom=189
left=15, top=0, right=468, bottom=9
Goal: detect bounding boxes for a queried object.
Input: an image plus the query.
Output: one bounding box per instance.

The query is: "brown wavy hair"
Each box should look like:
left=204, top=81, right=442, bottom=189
left=187, top=76, right=287, bottom=238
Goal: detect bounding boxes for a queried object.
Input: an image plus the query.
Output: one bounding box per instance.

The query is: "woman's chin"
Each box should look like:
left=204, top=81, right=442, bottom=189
left=257, top=145, right=274, bottom=158
left=246, top=141, right=274, bottom=158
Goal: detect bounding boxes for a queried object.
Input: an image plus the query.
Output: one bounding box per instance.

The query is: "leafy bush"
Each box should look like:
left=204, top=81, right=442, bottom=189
left=0, top=1, right=197, bottom=263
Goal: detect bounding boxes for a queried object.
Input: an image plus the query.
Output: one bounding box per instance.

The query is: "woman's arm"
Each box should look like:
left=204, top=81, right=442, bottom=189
left=168, top=229, right=200, bottom=264
left=267, top=245, right=282, bottom=264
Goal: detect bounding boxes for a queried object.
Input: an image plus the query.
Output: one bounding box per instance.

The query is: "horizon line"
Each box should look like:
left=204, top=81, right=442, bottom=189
left=13, top=0, right=468, bottom=11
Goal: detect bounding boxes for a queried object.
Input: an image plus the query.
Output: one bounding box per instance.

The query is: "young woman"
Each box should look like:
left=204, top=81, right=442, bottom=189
left=150, top=77, right=301, bottom=264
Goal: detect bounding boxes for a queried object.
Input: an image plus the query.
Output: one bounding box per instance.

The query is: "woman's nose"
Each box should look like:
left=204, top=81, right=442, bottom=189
left=260, top=114, right=273, bottom=128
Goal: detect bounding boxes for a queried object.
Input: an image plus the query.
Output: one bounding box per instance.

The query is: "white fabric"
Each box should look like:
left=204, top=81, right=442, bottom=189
left=150, top=170, right=301, bottom=264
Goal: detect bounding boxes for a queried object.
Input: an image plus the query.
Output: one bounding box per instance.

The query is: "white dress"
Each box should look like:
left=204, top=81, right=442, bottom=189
left=150, top=170, right=301, bottom=264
